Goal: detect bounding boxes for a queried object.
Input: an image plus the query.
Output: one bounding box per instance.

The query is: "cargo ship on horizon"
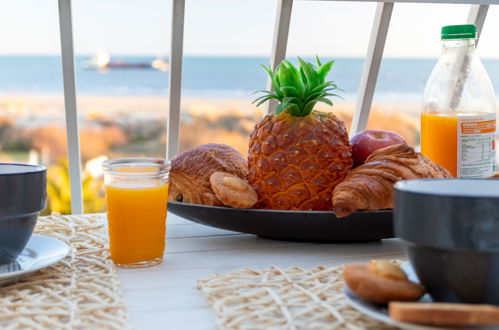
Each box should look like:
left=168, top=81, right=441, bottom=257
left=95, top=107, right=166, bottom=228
left=83, top=52, right=168, bottom=71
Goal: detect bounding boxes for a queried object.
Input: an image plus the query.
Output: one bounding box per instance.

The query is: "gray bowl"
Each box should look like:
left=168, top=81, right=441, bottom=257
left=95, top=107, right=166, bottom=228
left=394, top=179, right=499, bottom=305
left=0, top=163, right=47, bottom=264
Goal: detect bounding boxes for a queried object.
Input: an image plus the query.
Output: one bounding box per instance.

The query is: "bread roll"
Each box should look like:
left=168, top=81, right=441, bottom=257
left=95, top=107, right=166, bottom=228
left=343, top=263, right=424, bottom=304
left=210, top=172, right=257, bottom=208
left=169, top=143, right=248, bottom=205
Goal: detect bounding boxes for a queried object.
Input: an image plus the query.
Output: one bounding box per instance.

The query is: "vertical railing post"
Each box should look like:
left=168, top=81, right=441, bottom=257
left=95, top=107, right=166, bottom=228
left=350, top=2, right=393, bottom=134
left=467, top=4, right=489, bottom=44
left=58, top=0, right=84, bottom=214
left=266, top=0, right=293, bottom=115
left=167, top=0, right=186, bottom=159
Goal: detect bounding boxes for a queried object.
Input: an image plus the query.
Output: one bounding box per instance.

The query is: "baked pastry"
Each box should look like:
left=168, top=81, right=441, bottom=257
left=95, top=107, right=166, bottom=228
left=489, top=173, right=499, bottom=179
left=332, top=144, right=452, bottom=217
left=389, top=301, right=499, bottom=326
left=169, top=143, right=248, bottom=205
left=210, top=172, right=258, bottom=208
left=343, top=260, right=425, bottom=304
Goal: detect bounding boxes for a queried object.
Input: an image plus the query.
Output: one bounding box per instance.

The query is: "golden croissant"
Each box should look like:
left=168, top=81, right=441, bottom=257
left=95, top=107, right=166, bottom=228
left=169, top=143, right=248, bottom=205
left=332, top=144, right=452, bottom=217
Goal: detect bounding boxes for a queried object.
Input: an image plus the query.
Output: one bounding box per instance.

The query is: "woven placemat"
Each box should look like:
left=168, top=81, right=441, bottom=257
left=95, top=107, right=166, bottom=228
left=0, top=214, right=132, bottom=330
left=198, top=265, right=398, bottom=330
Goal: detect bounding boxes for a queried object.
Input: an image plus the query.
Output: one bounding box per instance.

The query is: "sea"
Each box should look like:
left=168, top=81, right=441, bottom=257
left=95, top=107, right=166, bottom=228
left=1, top=55, right=499, bottom=104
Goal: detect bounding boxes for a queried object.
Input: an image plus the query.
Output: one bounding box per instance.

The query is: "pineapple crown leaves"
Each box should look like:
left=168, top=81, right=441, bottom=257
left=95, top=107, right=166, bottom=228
left=253, top=56, right=342, bottom=116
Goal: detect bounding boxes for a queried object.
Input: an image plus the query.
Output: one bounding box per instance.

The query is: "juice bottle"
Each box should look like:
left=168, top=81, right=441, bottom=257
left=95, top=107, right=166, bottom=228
left=422, top=24, right=496, bottom=178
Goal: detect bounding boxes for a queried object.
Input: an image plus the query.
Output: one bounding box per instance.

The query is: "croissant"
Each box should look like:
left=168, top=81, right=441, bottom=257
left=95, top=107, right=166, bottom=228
left=489, top=173, right=499, bottom=179
left=332, top=144, right=452, bottom=217
left=169, top=143, right=248, bottom=205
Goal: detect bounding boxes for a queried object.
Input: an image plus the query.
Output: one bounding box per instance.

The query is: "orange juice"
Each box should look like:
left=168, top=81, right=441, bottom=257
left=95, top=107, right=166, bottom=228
left=421, top=113, right=458, bottom=177
left=421, top=112, right=496, bottom=178
left=105, top=183, right=168, bottom=266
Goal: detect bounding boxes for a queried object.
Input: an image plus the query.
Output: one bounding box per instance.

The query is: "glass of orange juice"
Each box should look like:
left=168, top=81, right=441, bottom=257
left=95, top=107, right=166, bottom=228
left=102, top=158, right=170, bottom=268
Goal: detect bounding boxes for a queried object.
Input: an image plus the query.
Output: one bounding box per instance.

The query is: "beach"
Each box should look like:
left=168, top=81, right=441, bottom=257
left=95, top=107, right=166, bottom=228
left=0, top=93, right=421, bottom=157
left=1, top=93, right=259, bottom=119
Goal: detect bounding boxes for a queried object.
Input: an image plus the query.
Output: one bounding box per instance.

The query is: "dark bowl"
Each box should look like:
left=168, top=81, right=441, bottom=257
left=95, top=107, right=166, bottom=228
left=394, top=179, right=499, bottom=305
left=0, top=163, right=46, bottom=264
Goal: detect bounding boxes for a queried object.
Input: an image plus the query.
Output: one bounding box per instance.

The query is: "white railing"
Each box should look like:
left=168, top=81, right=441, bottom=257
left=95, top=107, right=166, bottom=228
left=58, top=0, right=83, bottom=214
left=56, top=0, right=496, bottom=214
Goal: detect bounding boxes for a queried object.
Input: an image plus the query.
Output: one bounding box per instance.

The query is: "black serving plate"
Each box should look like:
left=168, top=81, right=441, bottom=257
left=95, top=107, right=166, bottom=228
left=168, top=202, right=394, bottom=242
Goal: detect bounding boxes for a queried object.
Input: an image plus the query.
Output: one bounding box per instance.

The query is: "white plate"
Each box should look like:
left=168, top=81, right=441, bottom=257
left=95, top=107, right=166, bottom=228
left=0, top=235, right=70, bottom=285
left=343, top=265, right=498, bottom=330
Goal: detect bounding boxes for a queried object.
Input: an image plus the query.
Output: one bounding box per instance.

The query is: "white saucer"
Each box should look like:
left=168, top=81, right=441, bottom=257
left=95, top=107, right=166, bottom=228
left=0, top=235, right=70, bottom=285
left=343, top=265, right=498, bottom=330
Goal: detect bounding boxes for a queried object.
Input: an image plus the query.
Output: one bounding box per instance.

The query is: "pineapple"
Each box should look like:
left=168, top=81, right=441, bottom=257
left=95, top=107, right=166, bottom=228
left=248, top=57, right=352, bottom=210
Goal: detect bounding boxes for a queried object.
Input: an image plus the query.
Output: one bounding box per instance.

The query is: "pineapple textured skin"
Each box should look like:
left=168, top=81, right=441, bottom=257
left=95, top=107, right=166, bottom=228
left=248, top=110, right=352, bottom=210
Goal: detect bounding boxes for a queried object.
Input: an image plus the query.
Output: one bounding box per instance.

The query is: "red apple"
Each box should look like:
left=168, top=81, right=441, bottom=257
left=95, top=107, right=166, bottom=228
left=350, top=130, right=407, bottom=167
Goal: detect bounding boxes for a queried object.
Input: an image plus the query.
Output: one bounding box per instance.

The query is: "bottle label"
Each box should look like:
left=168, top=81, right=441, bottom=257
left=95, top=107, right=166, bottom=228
left=458, top=114, right=496, bottom=178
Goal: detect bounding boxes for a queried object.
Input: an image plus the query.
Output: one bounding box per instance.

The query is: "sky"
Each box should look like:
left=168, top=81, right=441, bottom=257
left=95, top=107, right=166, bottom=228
left=1, top=0, right=498, bottom=58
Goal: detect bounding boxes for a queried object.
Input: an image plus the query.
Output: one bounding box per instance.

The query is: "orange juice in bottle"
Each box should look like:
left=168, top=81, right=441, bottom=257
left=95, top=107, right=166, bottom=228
left=422, top=25, right=496, bottom=178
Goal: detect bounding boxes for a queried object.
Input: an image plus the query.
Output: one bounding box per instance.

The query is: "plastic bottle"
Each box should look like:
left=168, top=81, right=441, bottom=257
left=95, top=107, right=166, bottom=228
left=421, top=24, right=496, bottom=178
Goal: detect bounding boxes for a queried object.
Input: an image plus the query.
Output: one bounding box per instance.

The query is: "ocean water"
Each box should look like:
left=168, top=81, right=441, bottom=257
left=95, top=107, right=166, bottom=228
left=1, top=55, right=499, bottom=104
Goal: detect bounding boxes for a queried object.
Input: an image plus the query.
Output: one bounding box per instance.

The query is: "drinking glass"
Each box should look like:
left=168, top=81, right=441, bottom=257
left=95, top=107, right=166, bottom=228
left=102, top=158, right=170, bottom=268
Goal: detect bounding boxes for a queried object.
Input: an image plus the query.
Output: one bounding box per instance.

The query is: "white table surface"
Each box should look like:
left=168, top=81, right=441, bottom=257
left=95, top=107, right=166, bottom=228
left=117, top=212, right=406, bottom=330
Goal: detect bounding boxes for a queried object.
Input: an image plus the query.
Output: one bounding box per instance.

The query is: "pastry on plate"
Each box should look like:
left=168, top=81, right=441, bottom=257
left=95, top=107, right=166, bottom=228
left=169, top=143, right=248, bottom=206
left=210, top=172, right=258, bottom=208
left=343, top=260, right=425, bottom=304
left=332, top=143, right=452, bottom=217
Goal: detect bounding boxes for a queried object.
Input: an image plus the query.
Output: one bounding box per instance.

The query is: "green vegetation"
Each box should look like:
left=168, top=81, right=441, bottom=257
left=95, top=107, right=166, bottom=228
left=254, top=57, right=341, bottom=116
left=42, top=159, right=105, bottom=215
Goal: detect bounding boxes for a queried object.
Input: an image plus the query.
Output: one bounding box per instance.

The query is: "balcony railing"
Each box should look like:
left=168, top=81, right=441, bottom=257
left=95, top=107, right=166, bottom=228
left=56, top=0, right=496, bottom=214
